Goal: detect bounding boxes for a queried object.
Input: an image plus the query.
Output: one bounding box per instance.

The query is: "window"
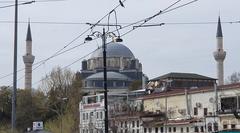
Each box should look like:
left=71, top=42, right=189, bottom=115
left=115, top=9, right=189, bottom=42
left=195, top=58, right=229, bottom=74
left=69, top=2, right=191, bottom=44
left=149, top=128, right=152, bottom=133
left=173, top=127, right=176, bottom=132
left=186, top=127, right=189, bottom=132
left=90, top=112, right=93, bottom=117
left=231, top=124, right=236, bottom=129
left=120, top=130, right=123, bottom=133
left=194, top=127, right=199, bottom=132
left=223, top=124, right=227, bottom=129
left=132, top=121, right=135, bottom=127
left=132, top=129, right=135, bottom=133
left=194, top=107, right=198, bottom=115
left=100, top=112, right=103, bottom=119
left=137, top=120, right=139, bottom=127
left=100, top=95, right=104, bottom=102
left=82, top=129, right=85, bottom=133
left=96, top=112, right=99, bottom=119
left=83, top=113, right=85, bottom=120
left=168, top=127, right=171, bottom=132
left=204, top=108, right=208, bottom=116
left=125, top=129, right=127, bottom=133
left=87, top=96, right=97, bottom=104
left=214, top=122, right=218, bottom=131
left=200, top=126, right=204, bottom=132
left=86, top=113, right=88, bottom=120
left=208, top=123, right=212, bottom=132
left=144, top=128, right=147, bottom=133
left=155, top=127, right=158, bottom=133
left=121, top=122, right=123, bottom=128
left=137, top=129, right=139, bottom=133
left=125, top=121, right=127, bottom=127
left=221, top=97, right=237, bottom=112
left=160, top=127, right=164, bottom=133
left=180, top=128, right=183, bottom=133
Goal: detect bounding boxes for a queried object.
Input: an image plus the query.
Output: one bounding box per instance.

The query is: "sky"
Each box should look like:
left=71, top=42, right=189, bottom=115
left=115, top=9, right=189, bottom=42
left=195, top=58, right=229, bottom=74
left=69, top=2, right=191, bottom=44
left=0, top=0, right=239, bottom=89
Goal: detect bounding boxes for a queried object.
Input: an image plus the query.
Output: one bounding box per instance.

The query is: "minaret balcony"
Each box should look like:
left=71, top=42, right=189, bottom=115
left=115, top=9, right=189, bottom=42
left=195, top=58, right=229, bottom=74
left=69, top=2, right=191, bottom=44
left=213, top=50, right=226, bottom=61
left=23, top=55, right=35, bottom=64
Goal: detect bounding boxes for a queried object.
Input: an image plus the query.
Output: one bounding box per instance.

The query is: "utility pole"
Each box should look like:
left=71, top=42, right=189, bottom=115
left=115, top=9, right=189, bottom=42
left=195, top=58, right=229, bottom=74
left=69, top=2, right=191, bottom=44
left=102, top=28, right=109, bottom=133
left=12, top=0, right=18, bottom=131
left=85, top=24, right=123, bottom=133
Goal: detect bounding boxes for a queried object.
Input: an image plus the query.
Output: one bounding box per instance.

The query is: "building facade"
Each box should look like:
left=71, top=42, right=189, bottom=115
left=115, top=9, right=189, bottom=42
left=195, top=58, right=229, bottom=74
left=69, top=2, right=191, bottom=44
left=80, top=42, right=143, bottom=94
left=79, top=91, right=146, bottom=133
left=141, top=83, right=240, bottom=133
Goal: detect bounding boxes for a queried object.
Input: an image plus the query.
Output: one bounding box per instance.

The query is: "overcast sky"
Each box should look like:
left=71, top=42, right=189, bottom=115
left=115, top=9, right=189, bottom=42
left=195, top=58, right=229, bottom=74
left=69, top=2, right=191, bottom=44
left=0, top=0, right=239, bottom=89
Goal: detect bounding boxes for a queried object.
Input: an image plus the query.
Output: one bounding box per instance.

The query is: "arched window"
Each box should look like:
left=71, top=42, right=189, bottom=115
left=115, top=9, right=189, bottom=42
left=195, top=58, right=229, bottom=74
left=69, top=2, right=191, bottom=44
left=214, top=122, right=218, bottom=131
left=208, top=123, right=212, bottom=132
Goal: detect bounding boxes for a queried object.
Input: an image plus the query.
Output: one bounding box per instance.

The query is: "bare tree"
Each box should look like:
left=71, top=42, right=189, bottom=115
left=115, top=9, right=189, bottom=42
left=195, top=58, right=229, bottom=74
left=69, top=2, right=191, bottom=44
left=39, top=67, right=83, bottom=133
left=226, top=72, right=240, bottom=84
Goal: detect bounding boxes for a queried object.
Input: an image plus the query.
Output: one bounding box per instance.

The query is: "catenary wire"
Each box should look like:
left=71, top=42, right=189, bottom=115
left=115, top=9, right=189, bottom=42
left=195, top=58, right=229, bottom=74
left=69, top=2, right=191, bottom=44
left=0, top=0, right=66, bottom=3
left=0, top=20, right=239, bottom=25
left=120, top=0, right=198, bottom=37
left=0, top=0, right=127, bottom=82
left=32, top=45, right=103, bottom=87
left=0, top=1, right=34, bottom=8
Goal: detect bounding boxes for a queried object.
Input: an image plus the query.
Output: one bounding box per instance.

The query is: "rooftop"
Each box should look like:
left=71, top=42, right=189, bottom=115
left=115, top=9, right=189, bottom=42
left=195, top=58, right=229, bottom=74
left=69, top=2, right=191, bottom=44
left=139, top=83, right=240, bottom=100
left=150, top=72, right=216, bottom=81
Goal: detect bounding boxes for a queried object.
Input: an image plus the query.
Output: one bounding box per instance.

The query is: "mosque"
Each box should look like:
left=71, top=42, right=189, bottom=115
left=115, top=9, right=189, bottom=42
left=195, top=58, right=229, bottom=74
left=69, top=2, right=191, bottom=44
left=80, top=42, right=144, bottom=93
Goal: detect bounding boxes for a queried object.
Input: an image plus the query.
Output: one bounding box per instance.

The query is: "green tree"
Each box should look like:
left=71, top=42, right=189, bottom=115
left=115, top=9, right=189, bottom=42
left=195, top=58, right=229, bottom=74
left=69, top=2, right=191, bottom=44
left=0, top=86, right=12, bottom=130
left=16, top=89, right=47, bottom=131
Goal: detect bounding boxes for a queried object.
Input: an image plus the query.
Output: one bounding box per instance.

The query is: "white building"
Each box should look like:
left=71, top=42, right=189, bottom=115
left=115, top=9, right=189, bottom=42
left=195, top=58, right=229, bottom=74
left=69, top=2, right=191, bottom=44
left=79, top=91, right=146, bottom=133
left=141, top=83, right=240, bottom=133
left=79, top=94, right=105, bottom=133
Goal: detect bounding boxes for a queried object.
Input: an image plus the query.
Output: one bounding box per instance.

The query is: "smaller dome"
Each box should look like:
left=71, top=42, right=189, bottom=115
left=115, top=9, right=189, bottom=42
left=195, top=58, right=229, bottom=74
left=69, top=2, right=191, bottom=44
left=90, top=42, right=135, bottom=58
left=86, top=71, right=131, bottom=81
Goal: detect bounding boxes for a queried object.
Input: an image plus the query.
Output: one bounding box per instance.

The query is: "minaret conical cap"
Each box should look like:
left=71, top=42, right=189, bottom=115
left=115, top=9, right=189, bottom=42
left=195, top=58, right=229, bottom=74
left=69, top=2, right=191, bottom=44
left=216, top=16, right=223, bottom=37
left=26, top=22, right=32, bottom=41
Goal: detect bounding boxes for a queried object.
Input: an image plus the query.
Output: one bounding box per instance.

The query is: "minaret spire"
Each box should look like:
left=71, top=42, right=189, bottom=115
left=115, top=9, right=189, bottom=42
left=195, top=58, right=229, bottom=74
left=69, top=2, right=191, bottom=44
left=23, top=21, right=35, bottom=89
left=213, top=16, right=226, bottom=85
left=216, top=16, right=223, bottom=37
left=26, top=21, right=32, bottom=41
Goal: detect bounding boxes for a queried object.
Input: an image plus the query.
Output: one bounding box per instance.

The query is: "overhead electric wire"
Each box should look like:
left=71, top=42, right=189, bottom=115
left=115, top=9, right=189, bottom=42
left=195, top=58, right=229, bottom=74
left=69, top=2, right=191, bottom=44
left=0, top=0, right=66, bottom=3
left=29, top=0, right=127, bottom=65
left=32, top=41, right=113, bottom=86
left=0, top=0, right=209, bottom=83
left=0, top=20, right=239, bottom=26
left=0, top=0, right=127, bottom=83
left=32, top=46, right=101, bottom=87
left=119, top=0, right=199, bottom=37
left=0, top=0, right=196, bottom=82
left=108, top=0, right=182, bottom=36
left=0, top=0, right=34, bottom=9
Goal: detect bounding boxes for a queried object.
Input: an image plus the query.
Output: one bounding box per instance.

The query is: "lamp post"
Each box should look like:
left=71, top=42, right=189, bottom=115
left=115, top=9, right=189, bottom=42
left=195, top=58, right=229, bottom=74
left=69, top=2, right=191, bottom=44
left=85, top=28, right=122, bottom=133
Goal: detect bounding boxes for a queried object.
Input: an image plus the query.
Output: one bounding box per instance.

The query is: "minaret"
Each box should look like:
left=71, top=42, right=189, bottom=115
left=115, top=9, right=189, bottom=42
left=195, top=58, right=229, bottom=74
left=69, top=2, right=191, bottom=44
left=213, top=16, right=226, bottom=85
left=23, top=22, right=35, bottom=89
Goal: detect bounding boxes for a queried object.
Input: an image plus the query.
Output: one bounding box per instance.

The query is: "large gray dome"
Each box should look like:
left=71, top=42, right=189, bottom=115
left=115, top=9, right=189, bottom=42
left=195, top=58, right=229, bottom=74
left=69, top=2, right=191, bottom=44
left=90, top=42, right=135, bottom=58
